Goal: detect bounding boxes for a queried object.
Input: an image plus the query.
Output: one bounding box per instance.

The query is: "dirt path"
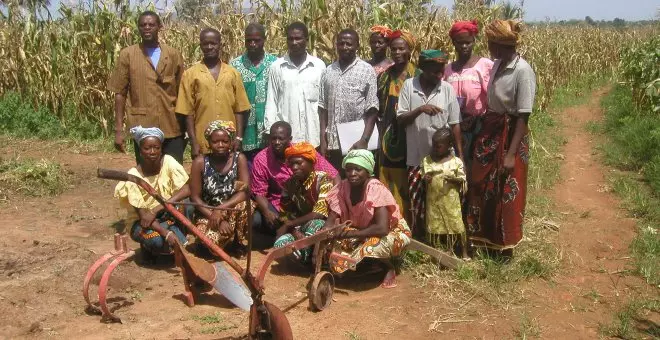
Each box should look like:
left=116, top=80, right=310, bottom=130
left=0, top=88, right=655, bottom=339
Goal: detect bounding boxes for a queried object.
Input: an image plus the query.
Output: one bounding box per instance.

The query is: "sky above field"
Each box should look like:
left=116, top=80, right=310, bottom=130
left=10, top=0, right=660, bottom=21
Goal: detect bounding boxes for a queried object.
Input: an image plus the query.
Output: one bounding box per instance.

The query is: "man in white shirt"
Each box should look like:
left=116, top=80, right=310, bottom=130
left=265, top=22, right=326, bottom=147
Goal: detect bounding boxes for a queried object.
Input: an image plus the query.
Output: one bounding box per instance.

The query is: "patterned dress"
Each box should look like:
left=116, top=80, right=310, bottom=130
left=421, top=155, right=467, bottom=249
left=377, top=63, right=419, bottom=224
left=230, top=53, right=278, bottom=152
left=326, top=179, right=411, bottom=274
left=273, top=171, right=334, bottom=261
left=196, top=153, right=251, bottom=248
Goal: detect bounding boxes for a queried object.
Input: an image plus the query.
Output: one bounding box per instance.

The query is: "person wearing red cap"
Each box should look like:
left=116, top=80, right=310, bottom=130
left=444, top=20, right=494, bottom=172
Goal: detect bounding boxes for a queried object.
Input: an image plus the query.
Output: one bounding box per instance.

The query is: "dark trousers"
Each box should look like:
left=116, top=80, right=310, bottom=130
left=133, top=135, right=187, bottom=164
left=326, top=149, right=345, bottom=178
left=252, top=201, right=279, bottom=236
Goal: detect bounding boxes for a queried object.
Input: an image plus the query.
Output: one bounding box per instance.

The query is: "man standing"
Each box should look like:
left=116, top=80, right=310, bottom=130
left=176, top=28, right=251, bottom=157
left=107, top=11, right=186, bottom=163
left=251, top=121, right=338, bottom=236
left=318, top=29, right=379, bottom=170
left=265, top=22, right=326, bottom=147
left=230, top=23, right=278, bottom=160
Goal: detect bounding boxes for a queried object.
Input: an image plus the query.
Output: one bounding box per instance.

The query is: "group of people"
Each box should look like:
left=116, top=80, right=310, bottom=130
left=109, top=10, right=536, bottom=289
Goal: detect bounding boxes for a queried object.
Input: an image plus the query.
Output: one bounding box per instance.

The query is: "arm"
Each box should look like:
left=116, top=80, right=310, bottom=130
left=451, top=124, right=463, bottom=160
left=219, top=153, right=250, bottom=209
left=113, top=93, right=127, bottom=153
left=318, top=107, right=329, bottom=155
left=189, top=156, right=212, bottom=218
left=503, top=116, right=527, bottom=173
left=338, top=206, right=389, bottom=239
left=186, top=115, right=200, bottom=159
left=264, top=65, right=280, bottom=134
left=322, top=211, right=339, bottom=229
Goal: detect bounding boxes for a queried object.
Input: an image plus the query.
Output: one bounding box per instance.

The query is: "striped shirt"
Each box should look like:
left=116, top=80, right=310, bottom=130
left=107, top=43, right=185, bottom=138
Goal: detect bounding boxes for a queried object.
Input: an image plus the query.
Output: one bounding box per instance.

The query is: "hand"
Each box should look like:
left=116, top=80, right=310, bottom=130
left=140, top=211, right=157, bottom=229
left=165, top=231, right=178, bottom=246
left=275, top=221, right=293, bottom=238
left=114, top=131, right=126, bottom=153
left=503, top=153, right=516, bottom=174
left=263, top=210, right=279, bottom=227
left=218, top=221, right=233, bottom=237
left=191, top=142, right=201, bottom=159
left=417, top=104, right=443, bottom=116
left=233, top=139, right=243, bottom=152
left=209, top=209, right=226, bottom=230
left=335, top=227, right=354, bottom=239
left=350, top=138, right=368, bottom=151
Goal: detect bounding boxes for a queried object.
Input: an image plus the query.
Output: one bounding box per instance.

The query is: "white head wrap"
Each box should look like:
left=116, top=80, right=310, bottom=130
left=129, top=126, right=165, bottom=144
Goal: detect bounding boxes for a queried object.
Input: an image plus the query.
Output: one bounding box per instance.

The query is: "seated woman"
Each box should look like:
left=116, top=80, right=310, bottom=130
left=323, top=150, right=411, bottom=288
left=114, top=126, right=191, bottom=258
left=189, top=120, right=252, bottom=254
left=273, top=142, right=335, bottom=262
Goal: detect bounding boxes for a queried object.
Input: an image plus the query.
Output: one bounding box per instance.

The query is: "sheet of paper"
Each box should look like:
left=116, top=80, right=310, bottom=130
left=336, top=120, right=379, bottom=156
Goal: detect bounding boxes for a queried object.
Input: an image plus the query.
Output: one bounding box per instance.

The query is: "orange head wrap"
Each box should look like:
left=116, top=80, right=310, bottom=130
left=449, top=20, right=479, bottom=38
left=370, top=25, right=393, bottom=38
left=284, top=142, right=317, bottom=164
left=485, top=19, right=522, bottom=46
left=389, top=30, right=416, bottom=50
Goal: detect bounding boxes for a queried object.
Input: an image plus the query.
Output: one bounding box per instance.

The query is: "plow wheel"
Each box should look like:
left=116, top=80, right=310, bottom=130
left=250, top=301, right=293, bottom=340
left=308, top=271, right=334, bottom=312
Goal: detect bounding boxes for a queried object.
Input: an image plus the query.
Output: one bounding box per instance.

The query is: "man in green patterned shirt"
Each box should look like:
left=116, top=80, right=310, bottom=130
left=230, top=23, right=278, bottom=160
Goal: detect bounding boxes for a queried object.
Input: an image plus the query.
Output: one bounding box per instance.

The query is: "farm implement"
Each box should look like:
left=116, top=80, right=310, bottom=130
left=83, top=168, right=461, bottom=339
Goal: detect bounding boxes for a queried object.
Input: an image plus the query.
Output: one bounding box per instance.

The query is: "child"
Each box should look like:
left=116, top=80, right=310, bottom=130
left=421, top=127, right=469, bottom=259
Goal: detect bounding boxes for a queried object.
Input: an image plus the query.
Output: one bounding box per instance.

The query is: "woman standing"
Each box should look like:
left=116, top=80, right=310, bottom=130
left=368, top=25, right=394, bottom=75
left=396, top=50, right=462, bottom=236
left=444, top=20, right=493, bottom=170
left=189, top=120, right=252, bottom=254
left=466, top=20, right=536, bottom=257
left=377, top=30, right=418, bottom=224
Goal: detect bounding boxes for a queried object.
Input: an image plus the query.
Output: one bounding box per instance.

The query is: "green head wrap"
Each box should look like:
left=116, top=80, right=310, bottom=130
left=342, top=149, right=375, bottom=176
left=418, top=49, right=448, bottom=65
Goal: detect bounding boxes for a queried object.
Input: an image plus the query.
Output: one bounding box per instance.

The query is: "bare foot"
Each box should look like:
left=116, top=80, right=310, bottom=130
left=380, top=269, right=397, bottom=289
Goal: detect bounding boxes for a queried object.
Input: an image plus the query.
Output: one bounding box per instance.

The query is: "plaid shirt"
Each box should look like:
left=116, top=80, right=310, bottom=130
left=319, top=57, right=379, bottom=150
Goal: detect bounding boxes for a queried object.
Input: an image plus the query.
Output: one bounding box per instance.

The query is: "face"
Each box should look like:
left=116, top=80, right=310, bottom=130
left=208, top=130, right=231, bottom=155
left=336, top=33, right=358, bottom=62
left=138, top=15, right=160, bottom=43
left=345, top=164, right=370, bottom=186
left=488, top=41, right=506, bottom=60
left=287, top=29, right=307, bottom=56
left=390, top=38, right=411, bottom=65
left=269, top=127, right=292, bottom=155
left=431, top=137, right=451, bottom=158
left=369, top=33, right=388, bottom=56
left=139, top=137, right=162, bottom=163
left=245, top=31, right=265, bottom=55
left=287, top=156, right=313, bottom=180
left=200, top=31, right=221, bottom=60
left=420, top=62, right=445, bottom=83
left=452, top=32, right=475, bottom=59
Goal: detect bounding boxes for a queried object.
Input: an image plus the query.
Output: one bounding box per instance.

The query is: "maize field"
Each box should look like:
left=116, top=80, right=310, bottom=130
left=0, top=0, right=656, bottom=135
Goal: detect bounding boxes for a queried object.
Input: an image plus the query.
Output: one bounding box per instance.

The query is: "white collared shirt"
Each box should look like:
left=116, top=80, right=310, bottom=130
left=397, top=77, right=461, bottom=167
left=265, top=53, right=326, bottom=146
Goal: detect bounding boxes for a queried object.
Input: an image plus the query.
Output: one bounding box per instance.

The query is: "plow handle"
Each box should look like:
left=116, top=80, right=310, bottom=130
left=98, top=168, right=136, bottom=182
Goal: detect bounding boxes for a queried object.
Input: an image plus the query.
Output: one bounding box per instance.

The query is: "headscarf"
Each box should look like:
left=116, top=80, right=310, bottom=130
left=449, top=20, right=479, bottom=38
left=389, top=30, right=416, bottom=50
left=204, top=120, right=236, bottom=140
left=485, top=19, right=522, bottom=46
left=418, top=49, right=448, bottom=65
left=342, top=149, right=375, bottom=176
left=284, top=142, right=317, bottom=164
left=130, top=126, right=164, bottom=144
left=370, top=25, right=393, bottom=38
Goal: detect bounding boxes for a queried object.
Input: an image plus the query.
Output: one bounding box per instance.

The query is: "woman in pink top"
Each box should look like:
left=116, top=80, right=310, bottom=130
left=443, top=20, right=494, bottom=170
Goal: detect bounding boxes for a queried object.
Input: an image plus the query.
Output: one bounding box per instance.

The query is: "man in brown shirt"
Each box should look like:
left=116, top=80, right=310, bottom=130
left=107, top=11, right=186, bottom=163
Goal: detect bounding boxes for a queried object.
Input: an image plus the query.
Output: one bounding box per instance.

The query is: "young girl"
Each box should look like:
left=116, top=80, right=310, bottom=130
left=421, top=127, right=469, bottom=259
